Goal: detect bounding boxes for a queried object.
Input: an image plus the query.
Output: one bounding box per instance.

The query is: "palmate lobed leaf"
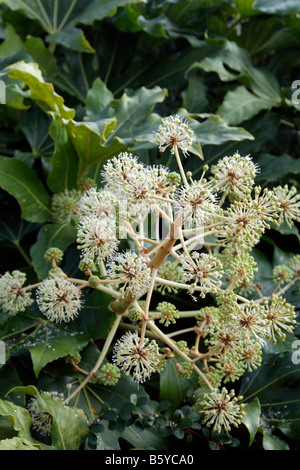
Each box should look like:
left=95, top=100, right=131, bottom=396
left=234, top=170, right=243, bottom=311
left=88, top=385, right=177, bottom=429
left=0, top=0, right=146, bottom=53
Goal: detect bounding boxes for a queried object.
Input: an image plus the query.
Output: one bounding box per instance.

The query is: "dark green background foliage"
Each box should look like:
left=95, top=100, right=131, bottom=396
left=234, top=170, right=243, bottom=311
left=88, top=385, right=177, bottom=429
left=0, top=0, right=299, bottom=451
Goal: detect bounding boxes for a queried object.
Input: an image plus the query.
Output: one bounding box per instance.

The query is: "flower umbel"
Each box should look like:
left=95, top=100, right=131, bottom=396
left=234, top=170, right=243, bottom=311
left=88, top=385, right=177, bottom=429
left=107, top=250, right=152, bottom=297
left=36, top=277, right=83, bottom=322
left=211, top=152, right=259, bottom=198
left=0, top=270, right=33, bottom=316
left=263, top=295, right=296, bottom=342
left=112, top=331, right=160, bottom=383
left=179, top=252, right=223, bottom=298
left=154, top=115, right=194, bottom=157
left=77, top=215, right=119, bottom=263
left=273, top=185, right=300, bottom=227
left=200, top=388, right=245, bottom=433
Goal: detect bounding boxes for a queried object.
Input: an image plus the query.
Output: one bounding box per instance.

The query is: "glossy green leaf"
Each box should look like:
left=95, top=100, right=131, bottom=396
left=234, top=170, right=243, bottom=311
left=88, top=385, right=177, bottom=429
left=8, top=386, right=89, bottom=450
left=27, top=324, right=89, bottom=377
left=30, top=223, right=77, bottom=279
left=234, top=0, right=260, bottom=17
left=160, top=359, right=196, bottom=411
left=190, top=114, right=254, bottom=146
left=85, top=77, right=114, bottom=121
left=19, top=109, right=53, bottom=158
left=67, top=118, right=119, bottom=177
left=46, top=26, right=95, bottom=54
left=0, top=0, right=145, bottom=54
left=24, top=36, right=58, bottom=77
left=181, top=73, right=208, bottom=114
left=47, top=114, right=79, bottom=193
left=78, top=289, right=116, bottom=340
left=0, top=156, right=52, bottom=223
left=262, top=433, right=290, bottom=450
left=253, top=0, right=300, bottom=15
left=5, top=61, right=75, bottom=119
left=0, top=219, right=41, bottom=244
left=191, top=39, right=281, bottom=105
left=0, top=436, right=40, bottom=449
left=239, top=353, right=300, bottom=442
left=255, top=153, right=300, bottom=183
left=242, top=398, right=261, bottom=446
left=0, top=24, right=23, bottom=60
left=217, top=86, right=273, bottom=126
left=0, top=397, right=42, bottom=449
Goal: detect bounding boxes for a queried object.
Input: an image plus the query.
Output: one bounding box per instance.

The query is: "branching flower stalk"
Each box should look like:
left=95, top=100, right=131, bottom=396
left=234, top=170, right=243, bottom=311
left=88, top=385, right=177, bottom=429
left=1, top=115, right=300, bottom=435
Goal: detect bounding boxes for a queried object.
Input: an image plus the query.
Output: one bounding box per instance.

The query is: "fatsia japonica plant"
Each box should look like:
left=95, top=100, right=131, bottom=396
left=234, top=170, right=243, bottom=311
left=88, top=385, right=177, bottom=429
left=1, top=114, right=299, bottom=448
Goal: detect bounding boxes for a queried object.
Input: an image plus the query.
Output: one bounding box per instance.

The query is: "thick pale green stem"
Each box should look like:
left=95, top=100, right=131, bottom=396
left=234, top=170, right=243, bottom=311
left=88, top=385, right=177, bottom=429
left=174, top=144, right=188, bottom=187
left=140, top=268, right=157, bottom=344
left=147, top=320, right=214, bottom=392
left=64, top=314, right=122, bottom=404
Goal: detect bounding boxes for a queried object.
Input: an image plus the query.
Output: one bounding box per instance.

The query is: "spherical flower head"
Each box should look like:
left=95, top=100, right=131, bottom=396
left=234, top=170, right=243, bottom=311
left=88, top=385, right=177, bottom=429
left=176, top=180, right=218, bottom=226
left=196, top=306, right=220, bottom=331
left=216, top=355, right=245, bottom=384
left=101, top=152, right=145, bottom=195
left=175, top=360, right=193, bottom=379
left=26, top=392, right=64, bottom=437
left=222, top=197, right=267, bottom=249
left=166, top=171, right=181, bottom=188
left=99, top=363, right=121, bottom=386
left=235, top=301, right=268, bottom=345
left=78, top=187, right=127, bottom=239
left=101, top=153, right=158, bottom=217
left=263, top=295, right=296, bottom=343
left=211, top=152, right=259, bottom=198
left=199, top=387, right=245, bottom=433
left=198, top=366, right=223, bottom=389
left=225, top=251, right=258, bottom=288
left=36, top=277, right=83, bottom=323
left=0, top=270, right=33, bottom=316
left=44, top=247, right=63, bottom=265
left=156, top=261, right=182, bottom=295
left=26, top=397, right=52, bottom=437
left=179, top=252, right=223, bottom=298
left=273, top=185, right=300, bottom=227
left=287, top=254, right=300, bottom=280
left=154, top=115, right=194, bottom=157
left=156, top=301, right=179, bottom=326
left=107, top=250, right=152, bottom=298
left=77, top=187, right=117, bottom=219
left=272, top=265, right=293, bottom=286
left=76, top=215, right=119, bottom=263
left=206, top=323, right=242, bottom=357
left=78, top=258, right=95, bottom=274
left=216, top=290, right=237, bottom=315
left=239, top=338, right=262, bottom=372
left=112, top=331, right=160, bottom=383
left=51, top=189, right=82, bottom=223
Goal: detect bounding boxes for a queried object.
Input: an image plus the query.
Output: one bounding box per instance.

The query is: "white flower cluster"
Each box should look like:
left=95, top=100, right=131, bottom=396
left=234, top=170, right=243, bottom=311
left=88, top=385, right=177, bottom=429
left=0, top=270, right=33, bottom=316
left=112, top=331, right=160, bottom=383
left=106, top=250, right=152, bottom=298
left=36, top=277, right=83, bottom=323
left=2, top=114, right=299, bottom=440
left=154, top=114, right=194, bottom=156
